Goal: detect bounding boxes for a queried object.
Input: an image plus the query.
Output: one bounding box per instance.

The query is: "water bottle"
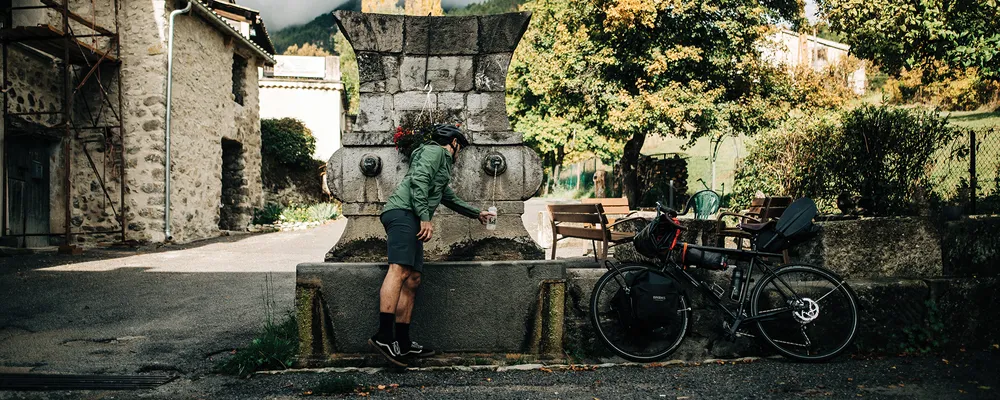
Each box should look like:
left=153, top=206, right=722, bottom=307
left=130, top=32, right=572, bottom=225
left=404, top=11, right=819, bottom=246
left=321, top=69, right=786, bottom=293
left=486, top=206, right=498, bottom=230
left=729, top=267, right=744, bottom=301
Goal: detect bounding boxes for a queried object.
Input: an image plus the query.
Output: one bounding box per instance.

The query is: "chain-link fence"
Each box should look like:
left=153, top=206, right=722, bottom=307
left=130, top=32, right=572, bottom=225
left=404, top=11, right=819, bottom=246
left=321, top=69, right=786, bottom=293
left=928, top=127, right=1000, bottom=215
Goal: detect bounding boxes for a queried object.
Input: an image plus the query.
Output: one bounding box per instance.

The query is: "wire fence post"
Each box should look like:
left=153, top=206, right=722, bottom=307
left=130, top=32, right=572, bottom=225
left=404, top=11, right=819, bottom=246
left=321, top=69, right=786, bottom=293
left=970, top=129, right=977, bottom=215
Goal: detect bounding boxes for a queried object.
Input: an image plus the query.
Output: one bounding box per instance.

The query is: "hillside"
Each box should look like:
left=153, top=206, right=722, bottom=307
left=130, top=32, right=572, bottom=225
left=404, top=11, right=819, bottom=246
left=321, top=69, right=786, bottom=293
left=270, top=0, right=527, bottom=54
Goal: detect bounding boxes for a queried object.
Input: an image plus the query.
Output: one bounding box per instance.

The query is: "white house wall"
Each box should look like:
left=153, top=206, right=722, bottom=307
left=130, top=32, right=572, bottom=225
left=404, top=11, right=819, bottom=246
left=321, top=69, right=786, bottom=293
left=259, top=84, right=344, bottom=162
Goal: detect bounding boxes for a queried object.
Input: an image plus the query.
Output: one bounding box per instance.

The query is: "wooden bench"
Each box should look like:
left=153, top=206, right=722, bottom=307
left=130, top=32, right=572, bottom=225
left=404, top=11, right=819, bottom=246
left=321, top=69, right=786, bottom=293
left=547, top=203, right=639, bottom=263
left=716, top=196, right=793, bottom=261
left=581, top=197, right=633, bottom=225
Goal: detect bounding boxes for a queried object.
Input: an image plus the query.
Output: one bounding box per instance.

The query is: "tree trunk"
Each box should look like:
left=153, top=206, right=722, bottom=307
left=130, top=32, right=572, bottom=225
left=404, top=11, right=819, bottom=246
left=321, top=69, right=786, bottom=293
left=621, top=132, right=646, bottom=207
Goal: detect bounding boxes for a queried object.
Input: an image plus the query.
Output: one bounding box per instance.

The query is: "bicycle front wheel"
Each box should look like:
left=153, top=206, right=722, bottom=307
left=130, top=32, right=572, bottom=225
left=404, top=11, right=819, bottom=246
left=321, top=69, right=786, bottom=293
left=589, top=264, right=689, bottom=362
left=750, top=265, right=858, bottom=362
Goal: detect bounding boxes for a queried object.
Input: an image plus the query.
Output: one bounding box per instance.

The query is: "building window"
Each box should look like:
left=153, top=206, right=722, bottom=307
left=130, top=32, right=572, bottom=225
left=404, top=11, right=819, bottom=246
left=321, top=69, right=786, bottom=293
left=815, top=47, right=828, bottom=62
left=232, top=53, right=247, bottom=105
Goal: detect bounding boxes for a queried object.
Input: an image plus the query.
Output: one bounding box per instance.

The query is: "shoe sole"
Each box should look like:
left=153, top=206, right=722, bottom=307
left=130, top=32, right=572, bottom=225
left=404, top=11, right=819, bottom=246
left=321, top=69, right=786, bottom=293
left=368, top=338, right=408, bottom=367
left=408, top=350, right=437, bottom=358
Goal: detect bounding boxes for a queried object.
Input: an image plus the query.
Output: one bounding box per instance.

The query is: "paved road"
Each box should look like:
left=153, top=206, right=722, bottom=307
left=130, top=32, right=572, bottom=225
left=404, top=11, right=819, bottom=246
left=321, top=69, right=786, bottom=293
left=0, top=221, right=345, bottom=377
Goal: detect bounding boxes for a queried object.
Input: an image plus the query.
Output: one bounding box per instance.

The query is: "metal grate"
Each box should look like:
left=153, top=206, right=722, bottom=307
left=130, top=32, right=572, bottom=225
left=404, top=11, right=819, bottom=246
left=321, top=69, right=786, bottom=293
left=0, top=373, right=175, bottom=391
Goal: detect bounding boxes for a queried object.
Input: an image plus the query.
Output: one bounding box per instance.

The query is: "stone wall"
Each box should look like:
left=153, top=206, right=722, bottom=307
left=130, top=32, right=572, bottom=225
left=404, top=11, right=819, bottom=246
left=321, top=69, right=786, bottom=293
left=157, top=6, right=264, bottom=242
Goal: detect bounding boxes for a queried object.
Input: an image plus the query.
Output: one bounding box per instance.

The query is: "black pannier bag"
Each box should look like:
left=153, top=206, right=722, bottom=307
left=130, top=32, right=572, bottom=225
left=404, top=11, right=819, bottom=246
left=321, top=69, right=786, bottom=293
left=677, top=243, right=729, bottom=270
left=633, top=214, right=683, bottom=259
left=756, top=198, right=821, bottom=253
left=610, top=269, right=681, bottom=330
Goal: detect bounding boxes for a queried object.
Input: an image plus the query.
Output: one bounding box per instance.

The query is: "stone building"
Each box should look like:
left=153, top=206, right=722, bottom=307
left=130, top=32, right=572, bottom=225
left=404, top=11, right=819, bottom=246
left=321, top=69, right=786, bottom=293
left=0, top=0, right=275, bottom=248
left=763, top=29, right=867, bottom=95
left=259, top=55, right=346, bottom=162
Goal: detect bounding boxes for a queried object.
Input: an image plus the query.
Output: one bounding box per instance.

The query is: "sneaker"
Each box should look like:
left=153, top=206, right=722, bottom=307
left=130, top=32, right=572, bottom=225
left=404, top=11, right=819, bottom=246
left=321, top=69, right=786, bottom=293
left=401, top=341, right=436, bottom=358
left=368, top=336, right=408, bottom=367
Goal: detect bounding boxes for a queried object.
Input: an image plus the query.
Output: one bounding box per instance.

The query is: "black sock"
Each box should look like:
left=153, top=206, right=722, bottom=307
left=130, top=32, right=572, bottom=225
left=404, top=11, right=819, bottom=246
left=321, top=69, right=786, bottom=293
left=395, top=322, right=410, bottom=346
left=377, top=313, right=395, bottom=342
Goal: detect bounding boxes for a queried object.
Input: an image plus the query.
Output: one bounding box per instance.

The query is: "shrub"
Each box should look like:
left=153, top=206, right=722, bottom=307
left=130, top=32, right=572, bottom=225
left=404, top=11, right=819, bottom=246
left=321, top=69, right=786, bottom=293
left=884, top=66, right=1000, bottom=111
left=252, top=203, right=283, bottom=225
left=306, top=203, right=340, bottom=221
left=733, top=105, right=958, bottom=215
left=261, top=118, right=316, bottom=168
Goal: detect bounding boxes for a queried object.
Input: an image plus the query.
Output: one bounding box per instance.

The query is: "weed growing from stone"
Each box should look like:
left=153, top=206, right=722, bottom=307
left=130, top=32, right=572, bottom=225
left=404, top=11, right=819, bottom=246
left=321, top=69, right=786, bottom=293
left=215, top=274, right=298, bottom=377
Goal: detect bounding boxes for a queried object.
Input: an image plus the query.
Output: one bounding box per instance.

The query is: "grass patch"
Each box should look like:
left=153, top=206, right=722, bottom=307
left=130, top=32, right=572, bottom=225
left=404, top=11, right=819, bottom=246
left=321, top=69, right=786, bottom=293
left=215, top=274, right=298, bottom=377
left=945, top=110, right=1000, bottom=129
left=215, top=314, right=298, bottom=377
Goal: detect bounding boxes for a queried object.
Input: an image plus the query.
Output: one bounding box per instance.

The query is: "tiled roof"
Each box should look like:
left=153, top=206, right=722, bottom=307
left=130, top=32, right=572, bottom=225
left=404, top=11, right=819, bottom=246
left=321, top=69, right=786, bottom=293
left=190, top=0, right=275, bottom=65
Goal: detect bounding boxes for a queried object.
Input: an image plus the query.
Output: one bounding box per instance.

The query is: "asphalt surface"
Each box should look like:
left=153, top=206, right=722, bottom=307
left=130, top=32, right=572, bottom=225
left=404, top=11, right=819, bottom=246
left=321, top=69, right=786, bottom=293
left=0, top=221, right=343, bottom=377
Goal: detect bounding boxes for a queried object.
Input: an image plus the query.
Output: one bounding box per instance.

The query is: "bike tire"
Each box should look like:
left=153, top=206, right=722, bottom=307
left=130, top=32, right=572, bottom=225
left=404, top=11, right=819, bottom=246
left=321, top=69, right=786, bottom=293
left=589, top=264, right=690, bottom=362
left=750, top=264, right=859, bottom=362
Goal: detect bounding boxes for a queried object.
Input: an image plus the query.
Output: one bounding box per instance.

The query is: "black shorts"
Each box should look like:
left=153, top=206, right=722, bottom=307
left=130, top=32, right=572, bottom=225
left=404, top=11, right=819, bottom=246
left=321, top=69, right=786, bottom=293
left=381, top=209, right=424, bottom=273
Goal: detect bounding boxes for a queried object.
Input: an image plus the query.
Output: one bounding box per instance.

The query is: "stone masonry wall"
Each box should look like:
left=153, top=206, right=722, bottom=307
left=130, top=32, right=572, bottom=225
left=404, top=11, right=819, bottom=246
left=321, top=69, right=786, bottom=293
left=117, top=1, right=263, bottom=244
left=326, top=12, right=544, bottom=261
left=118, top=0, right=170, bottom=243
left=165, top=10, right=263, bottom=242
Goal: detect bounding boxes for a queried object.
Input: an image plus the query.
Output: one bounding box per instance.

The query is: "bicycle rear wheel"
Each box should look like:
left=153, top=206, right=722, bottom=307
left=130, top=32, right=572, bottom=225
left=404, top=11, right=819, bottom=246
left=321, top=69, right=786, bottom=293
left=750, top=265, right=858, bottom=362
left=589, top=264, right=689, bottom=362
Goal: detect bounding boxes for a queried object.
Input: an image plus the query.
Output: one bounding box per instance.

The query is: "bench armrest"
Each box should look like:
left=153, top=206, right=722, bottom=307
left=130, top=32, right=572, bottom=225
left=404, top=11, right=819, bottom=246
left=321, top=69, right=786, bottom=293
left=607, top=215, right=648, bottom=231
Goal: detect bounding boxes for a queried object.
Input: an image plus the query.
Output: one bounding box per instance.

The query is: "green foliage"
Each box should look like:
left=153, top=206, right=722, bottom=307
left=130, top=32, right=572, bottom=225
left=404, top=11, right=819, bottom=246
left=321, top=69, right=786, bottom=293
left=270, top=12, right=338, bottom=55
left=818, top=0, right=1000, bottom=79
left=215, top=275, right=297, bottom=377
left=733, top=105, right=959, bottom=215
left=279, top=203, right=341, bottom=224
left=883, top=67, right=1000, bottom=111
left=444, top=0, right=526, bottom=15
left=894, top=299, right=949, bottom=355
left=268, top=0, right=361, bottom=54
left=508, top=0, right=802, bottom=203
left=334, top=31, right=360, bottom=116
left=261, top=118, right=316, bottom=168
left=252, top=203, right=283, bottom=225
left=306, top=203, right=341, bottom=222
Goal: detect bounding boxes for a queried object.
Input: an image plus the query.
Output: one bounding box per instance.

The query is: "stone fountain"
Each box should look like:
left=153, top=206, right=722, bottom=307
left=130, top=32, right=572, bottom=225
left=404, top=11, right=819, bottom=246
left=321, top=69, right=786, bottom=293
left=324, top=10, right=544, bottom=261
left=295, top=12, right=565, bottom=360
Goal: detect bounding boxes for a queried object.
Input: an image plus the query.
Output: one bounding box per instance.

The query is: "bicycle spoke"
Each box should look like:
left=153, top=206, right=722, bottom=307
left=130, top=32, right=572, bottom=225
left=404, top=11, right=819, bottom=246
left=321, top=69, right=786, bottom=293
left=815, top=281, right=846, bottom=304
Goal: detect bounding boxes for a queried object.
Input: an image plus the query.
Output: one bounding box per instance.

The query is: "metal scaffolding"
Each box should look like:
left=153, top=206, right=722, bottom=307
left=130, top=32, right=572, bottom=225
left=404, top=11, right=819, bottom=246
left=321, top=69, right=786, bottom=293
left=1, top=0, right=125, bottom=249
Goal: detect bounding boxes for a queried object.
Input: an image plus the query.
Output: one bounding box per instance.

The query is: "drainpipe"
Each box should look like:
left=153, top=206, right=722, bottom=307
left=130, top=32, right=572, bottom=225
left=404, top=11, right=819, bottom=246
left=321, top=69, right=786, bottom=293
left=164, top=2, right=192, bottom=241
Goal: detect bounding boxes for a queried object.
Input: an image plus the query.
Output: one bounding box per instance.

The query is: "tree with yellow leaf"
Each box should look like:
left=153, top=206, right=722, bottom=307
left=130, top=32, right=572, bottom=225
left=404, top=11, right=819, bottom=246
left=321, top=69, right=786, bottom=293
left=508, top=0, right=803, bottom=205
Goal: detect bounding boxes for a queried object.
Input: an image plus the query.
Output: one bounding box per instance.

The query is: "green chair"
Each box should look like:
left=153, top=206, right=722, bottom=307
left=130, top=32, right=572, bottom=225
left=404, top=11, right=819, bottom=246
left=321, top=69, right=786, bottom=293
left=680, top=190, right=721, bottom=220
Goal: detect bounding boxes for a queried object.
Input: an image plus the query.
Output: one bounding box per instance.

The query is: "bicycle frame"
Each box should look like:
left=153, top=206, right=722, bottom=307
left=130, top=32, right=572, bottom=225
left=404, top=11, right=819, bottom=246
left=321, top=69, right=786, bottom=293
left=606, top=248, right=812, bottom=338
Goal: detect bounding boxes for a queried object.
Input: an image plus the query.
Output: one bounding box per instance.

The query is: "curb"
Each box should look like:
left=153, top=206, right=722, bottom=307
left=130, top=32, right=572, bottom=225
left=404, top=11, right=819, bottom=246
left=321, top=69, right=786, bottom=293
left=255, top=357, right=761, bottom=375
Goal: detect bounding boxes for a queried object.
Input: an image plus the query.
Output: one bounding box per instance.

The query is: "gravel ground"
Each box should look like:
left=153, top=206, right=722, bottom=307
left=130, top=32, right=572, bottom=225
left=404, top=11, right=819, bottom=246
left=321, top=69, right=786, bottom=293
left=2, top=352, right=996, bottom=399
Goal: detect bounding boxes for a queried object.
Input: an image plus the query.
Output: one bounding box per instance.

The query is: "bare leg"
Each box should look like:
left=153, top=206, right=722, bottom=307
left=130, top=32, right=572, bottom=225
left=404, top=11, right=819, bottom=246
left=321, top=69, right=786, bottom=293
left=395, top=272, right=422, bottom=324
left=380, top=264, right=411, bottom=314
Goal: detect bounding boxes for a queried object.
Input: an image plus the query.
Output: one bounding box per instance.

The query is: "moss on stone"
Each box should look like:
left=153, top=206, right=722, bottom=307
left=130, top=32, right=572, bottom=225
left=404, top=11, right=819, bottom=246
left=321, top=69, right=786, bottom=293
left=445, top=236, right=545, bottom=261
left=325, top=237, right=387, bottom=262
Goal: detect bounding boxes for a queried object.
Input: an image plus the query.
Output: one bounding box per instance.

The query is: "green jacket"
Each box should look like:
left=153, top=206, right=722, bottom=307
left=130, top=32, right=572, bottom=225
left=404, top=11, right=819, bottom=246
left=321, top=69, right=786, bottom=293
left=383, top=144, right=481, bottom=221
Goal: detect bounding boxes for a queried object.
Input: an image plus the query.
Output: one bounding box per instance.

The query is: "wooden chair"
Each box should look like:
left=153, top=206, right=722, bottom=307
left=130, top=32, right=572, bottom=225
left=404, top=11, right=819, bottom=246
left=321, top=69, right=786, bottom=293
left=547, top=203, right=641, bottom=263
left=716, top=196, right=792, bottom=256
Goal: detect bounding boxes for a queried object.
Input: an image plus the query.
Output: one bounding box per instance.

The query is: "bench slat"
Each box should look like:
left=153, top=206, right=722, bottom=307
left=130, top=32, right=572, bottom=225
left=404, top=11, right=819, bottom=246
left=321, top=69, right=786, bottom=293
left=555, top=226, right=606, bottom=241
left=548, top=204, right=603, bottom=213
left=582, top=197, right=630, bottom=206
left=551, top=213, right=605, bottom=224
left=602, top=205, right=631, bottom=214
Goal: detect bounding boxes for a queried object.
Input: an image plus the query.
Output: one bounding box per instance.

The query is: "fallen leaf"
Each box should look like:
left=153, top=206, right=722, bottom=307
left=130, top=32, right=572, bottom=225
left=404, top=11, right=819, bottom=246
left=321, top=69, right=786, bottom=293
left=959, top=390, right=967, bottom=394
left=993, top=344, right=998, bottom=349
left=486, top=378, right=492, bottom=382
left=540, top=367, right=553, bottom=373
left=979, top=386, right=992, bottom=390
left=302, top=391, right=312, bottom=396
left=943, top=359, right=950, bottom=365
left=848, top=378, right=854, bottom=381
left=390, top=384, right=399, bottom=388
left=377, top=385, right=386, bottom=390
